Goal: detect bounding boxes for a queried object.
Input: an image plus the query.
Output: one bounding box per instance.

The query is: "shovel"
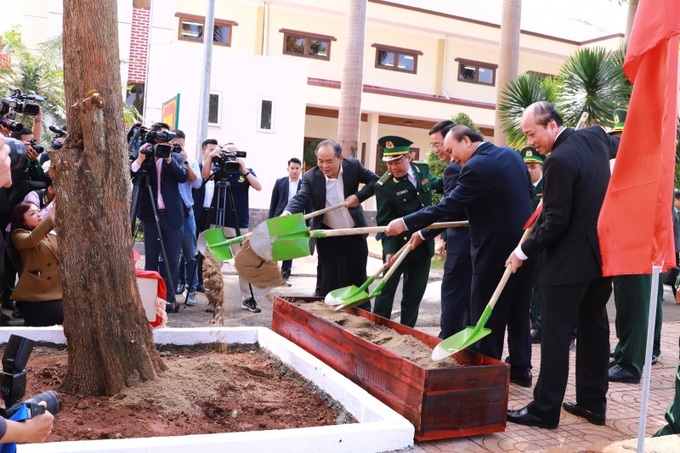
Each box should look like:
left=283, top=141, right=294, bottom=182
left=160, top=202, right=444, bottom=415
left=334, top=243, right=413, bottom=311
left=197, top=202, right=348, bottom=260
left=431, top=206, right=542, bottom=361
left=249, top=221, right=469, bottom=261
left=324, top=242, right=410, bottom=306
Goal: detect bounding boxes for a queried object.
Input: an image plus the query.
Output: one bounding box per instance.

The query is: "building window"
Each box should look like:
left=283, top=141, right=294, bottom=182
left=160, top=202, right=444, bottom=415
left=455, top=59, right=497, bottom=86
left=176, top=13, right=237, bottom=46
left=258, top=98, right=275, bottom=132
left=208, top=92, right=221, bottom=126
left=280, top=29, right=336, bottom=60
left=372, top=44, right=421, bottom=74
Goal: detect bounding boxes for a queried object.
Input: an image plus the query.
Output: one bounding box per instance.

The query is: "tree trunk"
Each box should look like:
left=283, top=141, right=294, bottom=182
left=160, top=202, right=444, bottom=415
left=337, top=0, right=367, bottom=158
left=494, top=0, right=522, bottom=146
left=56, top=0, right=166, bottom=396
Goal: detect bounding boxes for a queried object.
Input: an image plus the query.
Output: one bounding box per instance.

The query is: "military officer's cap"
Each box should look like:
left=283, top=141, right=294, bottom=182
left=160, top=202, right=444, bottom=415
left=611, top=108, right=627, bottom=132
left=379, top=135, right=413, bottom=162
left=520, top=146, right=544, bottom=165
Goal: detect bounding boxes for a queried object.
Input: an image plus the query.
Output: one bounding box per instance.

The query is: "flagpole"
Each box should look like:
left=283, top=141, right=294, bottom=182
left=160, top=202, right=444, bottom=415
left=637, top=264, right=661, bottom=452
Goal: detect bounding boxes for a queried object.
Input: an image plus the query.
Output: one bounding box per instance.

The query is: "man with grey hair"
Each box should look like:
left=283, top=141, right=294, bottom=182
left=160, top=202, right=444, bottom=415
left=285, top=139, right=379, bottom=309
left=506, top=101, right=619, bottom=429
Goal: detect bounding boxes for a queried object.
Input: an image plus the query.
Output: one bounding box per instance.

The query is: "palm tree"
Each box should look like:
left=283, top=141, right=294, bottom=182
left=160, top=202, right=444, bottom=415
left=497, top=73, right=557, bottom=148
left=494, top=0, right=522, bottom=146
left=555, top=47, right=631, bottom=128
left=337, top=0, right=367, bottom=158
left=0, top=27, right=65, bottom=129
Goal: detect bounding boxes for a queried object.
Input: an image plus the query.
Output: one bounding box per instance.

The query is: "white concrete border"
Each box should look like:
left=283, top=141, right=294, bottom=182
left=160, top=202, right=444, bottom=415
left=1, top=327, right=414, bottom=453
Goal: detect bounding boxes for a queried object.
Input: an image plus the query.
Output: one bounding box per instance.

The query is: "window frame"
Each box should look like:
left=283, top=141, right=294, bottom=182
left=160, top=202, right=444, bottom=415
left=175, top=12, right=237, bottom=47
left=279, top=28, right=336, bottom=61
left=455, top=58, right=498, bottom=86
left=208, top=91, right=222, bottom=127
left=372, top=44, right=422, bottom=74
left=257, top=97, right=276, bottom=133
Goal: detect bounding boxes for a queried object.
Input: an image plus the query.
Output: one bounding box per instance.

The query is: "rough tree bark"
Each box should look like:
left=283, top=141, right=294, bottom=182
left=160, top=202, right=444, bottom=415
left=54, top=0, right=166, bottom=396
left=337, top=0, right=367, bottom=158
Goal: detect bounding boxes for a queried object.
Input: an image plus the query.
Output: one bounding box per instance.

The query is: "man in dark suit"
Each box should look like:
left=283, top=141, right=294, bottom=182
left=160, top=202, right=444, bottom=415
left=373, top=135, right=442, bottom=327
left=269, top=157, right=303, bottom=283
left=130, top=122, right=188, bottom=313
left=386, top=125, right=536, bottom=386
left=506, top=101, right=620, bottom=429
left=284, top=139, right=379, bottom=308
left=423, top=120, right=472, bottom=339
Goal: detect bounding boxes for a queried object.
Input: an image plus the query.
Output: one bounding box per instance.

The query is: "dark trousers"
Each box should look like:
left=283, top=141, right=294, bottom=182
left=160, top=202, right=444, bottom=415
left=281, top=259, right=292, bottom=279
left=372, top=243, right=432, bottom=328
left=143, top=215, right=183, bottom=304
left=467, top=259, right=535, bottom=370
left=529, top=277, right=612, bottom=425
left=439, top=249, right=472, bottom=338
left=17, top=300, right=63, bottom=326
left=316, top=234, right=368, bottom=309
left=612, top=274, right=663, bottom=376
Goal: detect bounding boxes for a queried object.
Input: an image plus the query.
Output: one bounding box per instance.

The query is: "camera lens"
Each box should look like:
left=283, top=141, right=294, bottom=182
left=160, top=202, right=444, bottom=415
left=5, top=137, right=28, bottom=171
left=23, top=390, right=62, bottom=416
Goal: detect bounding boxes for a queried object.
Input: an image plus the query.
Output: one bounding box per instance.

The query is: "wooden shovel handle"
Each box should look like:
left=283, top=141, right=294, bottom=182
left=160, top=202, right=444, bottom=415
left=311, top=221, right=469, bottom=238
left=381, top=243, right=413, bottom=283
left=488, top=219, right=537, bottom=310
left=371, top=242, right=410, bottom=279
left=302, top=202, right=347, bottom=220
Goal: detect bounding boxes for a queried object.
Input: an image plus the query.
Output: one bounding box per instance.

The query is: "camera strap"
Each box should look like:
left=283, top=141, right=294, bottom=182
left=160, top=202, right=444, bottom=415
left=0, top=403, right=30, bottom=453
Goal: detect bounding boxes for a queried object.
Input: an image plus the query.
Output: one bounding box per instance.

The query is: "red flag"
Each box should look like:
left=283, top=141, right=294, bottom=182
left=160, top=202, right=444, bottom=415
left=597, top=0, right=680, bottom=276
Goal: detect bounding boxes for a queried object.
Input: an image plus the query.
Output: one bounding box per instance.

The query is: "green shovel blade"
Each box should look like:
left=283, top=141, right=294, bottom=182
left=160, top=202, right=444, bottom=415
left=203, top=228, right=234, bottom=261
left=250, top=213, right=313, bottom=261
left=431, top=326, right=491, bottom=361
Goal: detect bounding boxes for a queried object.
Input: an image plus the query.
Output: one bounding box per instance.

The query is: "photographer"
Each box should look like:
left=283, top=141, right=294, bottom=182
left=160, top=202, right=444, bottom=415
left=9, top=202, right=62, bottom=326
left=171, top=130, right=202, bottom=306
left=0, top=403, right=54, bottom=444
left=201, top=141, right=262, bottom=313
left=130, top=122, right=188, bottom=312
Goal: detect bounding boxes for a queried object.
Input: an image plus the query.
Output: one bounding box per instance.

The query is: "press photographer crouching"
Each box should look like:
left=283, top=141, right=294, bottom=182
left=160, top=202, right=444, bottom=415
left=0, top=335, right=59, bottom=444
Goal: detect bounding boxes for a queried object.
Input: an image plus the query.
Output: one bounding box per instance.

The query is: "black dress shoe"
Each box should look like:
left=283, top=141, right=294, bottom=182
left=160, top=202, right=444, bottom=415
left=195, top=284, right=206, bottom=293
left=510, top=369, right=532, bottom=388
left=562, top=402, right=606, bottom=426
left=507, top=406, right=557, bottom=429
left=608, top=364, right=640, bottom=384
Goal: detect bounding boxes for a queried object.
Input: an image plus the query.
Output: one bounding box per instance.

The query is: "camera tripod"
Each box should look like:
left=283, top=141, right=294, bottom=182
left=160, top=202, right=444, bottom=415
left=199, top=169, right=257, bottom=308
left=130, top=161, right=180, bottom=313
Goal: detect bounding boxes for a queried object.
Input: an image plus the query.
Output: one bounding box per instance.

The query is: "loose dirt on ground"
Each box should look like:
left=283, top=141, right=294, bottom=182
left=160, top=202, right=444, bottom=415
left=21, top=344, right=355, bottom=443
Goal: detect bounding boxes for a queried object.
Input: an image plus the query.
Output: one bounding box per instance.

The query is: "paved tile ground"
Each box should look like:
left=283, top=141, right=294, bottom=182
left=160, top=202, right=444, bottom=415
left=140, top=238, right=680, bottom=452
left=411, top=322, right=680, bottom=452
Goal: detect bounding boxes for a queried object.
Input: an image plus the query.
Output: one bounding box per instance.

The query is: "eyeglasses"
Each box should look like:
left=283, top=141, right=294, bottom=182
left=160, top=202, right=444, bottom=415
left=429, top=143, right=443, bottom=152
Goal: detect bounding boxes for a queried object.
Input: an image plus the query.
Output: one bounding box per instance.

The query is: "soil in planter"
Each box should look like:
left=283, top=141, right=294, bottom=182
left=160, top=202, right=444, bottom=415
left=19, top=344, right=356, bottom=442
left=294, top=301, right=461, bottom=368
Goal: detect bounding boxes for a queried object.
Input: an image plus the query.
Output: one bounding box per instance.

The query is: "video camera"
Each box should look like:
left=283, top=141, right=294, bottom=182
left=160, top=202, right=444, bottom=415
left=213, top=147, right=247, bottom=175
left=0, top=335, right=61, bottom=420
left=127, top=123, right=181, bottom=160
left=1, top=88, right=44, bottom=117
left=49, top=125, right=67, bottom=150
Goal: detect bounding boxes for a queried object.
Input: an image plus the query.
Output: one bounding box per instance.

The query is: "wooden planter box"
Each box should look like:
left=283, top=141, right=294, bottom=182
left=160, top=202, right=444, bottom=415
left=272, top=296, right=510, bottom=441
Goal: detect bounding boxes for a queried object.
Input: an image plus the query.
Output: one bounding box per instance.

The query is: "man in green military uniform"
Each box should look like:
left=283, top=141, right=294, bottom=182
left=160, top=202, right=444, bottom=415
left=373, top=135, right=442, bottom=327
left=521, top=146, right=544, bottom=342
